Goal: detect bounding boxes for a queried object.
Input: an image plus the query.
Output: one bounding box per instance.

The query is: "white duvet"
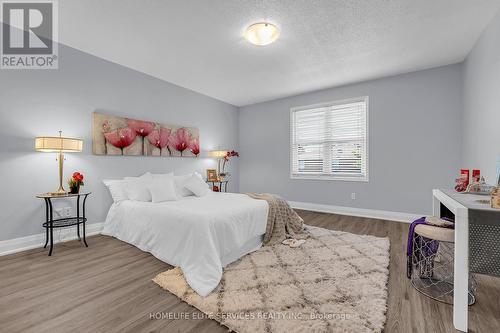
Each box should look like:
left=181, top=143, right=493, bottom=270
left=101, top=192, right=268, bottom=296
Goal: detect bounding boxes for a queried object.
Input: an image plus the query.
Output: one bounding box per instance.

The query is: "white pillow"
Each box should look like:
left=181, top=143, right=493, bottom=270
left=151, top=172, right=174, bottom=179
left=103, top=179, right=128, bottom=202
left=184, top=174, right=210, bottom=197
left=174, top=172, right=207, bottom=196
left=124, top=173, right=154, bottom=202
left=149, top=172, right=177, bottom=201
left=148, top=178, right=178, bottom=203
left=174, top=173, right=194, bottom=197
left=123, top=172, right=153, bottom=183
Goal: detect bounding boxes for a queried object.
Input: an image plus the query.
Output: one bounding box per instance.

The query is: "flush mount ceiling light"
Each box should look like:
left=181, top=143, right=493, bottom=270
left=244, top=22, right=280, bottom=46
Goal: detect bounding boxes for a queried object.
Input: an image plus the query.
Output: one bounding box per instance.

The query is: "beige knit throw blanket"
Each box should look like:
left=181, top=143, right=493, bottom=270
left=246, top=193, right=306, bottom=245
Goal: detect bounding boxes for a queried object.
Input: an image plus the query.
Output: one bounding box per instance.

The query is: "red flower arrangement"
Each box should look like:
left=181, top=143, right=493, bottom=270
left=221, top=150, right=239, bottom=177
left=68, top=172, right=84, bottom=194
left=224, top=150, right=239, bottom=161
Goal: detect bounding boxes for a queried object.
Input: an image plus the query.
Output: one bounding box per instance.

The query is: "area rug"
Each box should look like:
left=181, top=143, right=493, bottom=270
left=153, top=226, right=390, bottom=333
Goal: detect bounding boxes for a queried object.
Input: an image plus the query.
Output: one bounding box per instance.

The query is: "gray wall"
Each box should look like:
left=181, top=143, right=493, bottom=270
left=463, top=9, right=500, bottom=184
left=0, top=44, right=239, bottom=241
left=239, top=65, right=463, bottom=215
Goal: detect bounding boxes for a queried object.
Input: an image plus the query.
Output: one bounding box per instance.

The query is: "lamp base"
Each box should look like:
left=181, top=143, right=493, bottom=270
left=49, top=151, right=67, bottom=196
left=49, top=187, right=67, bottom=196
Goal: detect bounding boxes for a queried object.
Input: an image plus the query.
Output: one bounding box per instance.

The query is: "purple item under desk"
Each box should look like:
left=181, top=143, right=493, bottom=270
left=406, top=216, right=454, bottom=278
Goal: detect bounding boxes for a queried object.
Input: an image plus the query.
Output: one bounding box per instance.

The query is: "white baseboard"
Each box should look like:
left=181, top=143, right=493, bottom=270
left=0, top=222, right=104, bottom=256
left=289, top=201, right=422, bottom=223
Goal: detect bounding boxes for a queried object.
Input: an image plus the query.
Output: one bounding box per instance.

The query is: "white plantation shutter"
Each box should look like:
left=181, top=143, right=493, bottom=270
left=290, top=97, right=368, bottom=181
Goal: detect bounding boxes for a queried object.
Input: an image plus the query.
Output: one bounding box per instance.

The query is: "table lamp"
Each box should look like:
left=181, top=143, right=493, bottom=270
left=35, top=131, right=83, bottom=195
left=208, top=150, right=228, bottom=178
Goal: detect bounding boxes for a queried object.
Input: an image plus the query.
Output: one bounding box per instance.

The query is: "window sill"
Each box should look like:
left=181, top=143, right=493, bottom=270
left=290, top=175, right=369, bottom=182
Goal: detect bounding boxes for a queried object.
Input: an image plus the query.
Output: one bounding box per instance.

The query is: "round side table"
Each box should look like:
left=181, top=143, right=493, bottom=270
left=36, top=192, right=91, bottom=256
left=206, top=180, right=229, bottom=192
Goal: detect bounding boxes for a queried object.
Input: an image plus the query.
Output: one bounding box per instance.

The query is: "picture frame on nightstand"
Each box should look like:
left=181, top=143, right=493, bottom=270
left=207, top=169, right=218, bottom=182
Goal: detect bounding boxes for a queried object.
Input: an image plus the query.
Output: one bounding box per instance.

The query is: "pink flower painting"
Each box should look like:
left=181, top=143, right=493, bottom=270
left=189, top=138, right=200, bottom=156
left=101, top=120, right=112, bottom=154
left=127, top=119, right=156, bottom=155
left=103, top=127, right=137, bottom=155
left=170, top=128, right=193, bottom=156
left=147, top=127, right=171, bottom=155
left=92, top=112, right=199, bottom=157
left=126, top=119, right=155, bottom=136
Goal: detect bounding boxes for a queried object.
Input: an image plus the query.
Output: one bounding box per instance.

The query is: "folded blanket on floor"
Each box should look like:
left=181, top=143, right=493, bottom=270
left=246, top=193, right=305, bottom=245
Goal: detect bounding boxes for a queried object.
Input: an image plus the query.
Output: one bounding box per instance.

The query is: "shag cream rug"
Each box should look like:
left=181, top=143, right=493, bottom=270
left=153, top=226, right=390, bottom=333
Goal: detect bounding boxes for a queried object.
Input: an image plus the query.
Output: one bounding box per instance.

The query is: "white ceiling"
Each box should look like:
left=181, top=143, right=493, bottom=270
left=59, top=0, right=500, bottom=106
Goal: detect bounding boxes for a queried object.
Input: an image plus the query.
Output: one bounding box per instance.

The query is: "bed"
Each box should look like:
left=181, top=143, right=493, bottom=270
left=101, top=192, right=268, bottom=296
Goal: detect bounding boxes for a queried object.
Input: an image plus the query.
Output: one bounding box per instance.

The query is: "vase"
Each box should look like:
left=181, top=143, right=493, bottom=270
left=69, top=185, right=80, bottom=194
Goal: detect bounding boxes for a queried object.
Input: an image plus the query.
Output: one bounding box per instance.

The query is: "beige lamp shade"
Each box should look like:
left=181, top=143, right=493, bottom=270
left=208, top=150, right=227, bottom=158
left=35, top=132, right=83, bottom=195
left=35, top=136, right=83, bottom=152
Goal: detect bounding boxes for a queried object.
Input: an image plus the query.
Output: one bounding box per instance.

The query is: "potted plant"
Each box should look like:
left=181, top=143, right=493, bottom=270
left=68, top=172, right=84, bottom=194
left=219, top=150, right=239, bottom=180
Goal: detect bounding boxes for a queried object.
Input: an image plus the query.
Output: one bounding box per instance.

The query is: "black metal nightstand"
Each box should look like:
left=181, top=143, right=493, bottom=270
left=207, top=180, right=229, bottom=192
left=36, top=192, right=91, bottom=256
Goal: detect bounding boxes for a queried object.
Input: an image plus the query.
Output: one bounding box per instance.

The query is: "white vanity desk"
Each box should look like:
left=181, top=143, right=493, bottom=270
left=432, top=189, right=500, bottom=332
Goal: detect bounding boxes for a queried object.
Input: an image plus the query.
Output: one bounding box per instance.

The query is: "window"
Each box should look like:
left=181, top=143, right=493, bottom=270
left=290, top=96, right=368, bottom=181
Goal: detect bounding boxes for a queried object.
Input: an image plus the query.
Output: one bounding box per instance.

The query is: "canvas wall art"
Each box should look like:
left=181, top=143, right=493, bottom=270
left=92, top=112, right=200, bottom=157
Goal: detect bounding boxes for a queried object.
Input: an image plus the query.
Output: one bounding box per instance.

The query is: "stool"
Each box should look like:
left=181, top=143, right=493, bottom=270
left=409, top=224, right=476, bottom=305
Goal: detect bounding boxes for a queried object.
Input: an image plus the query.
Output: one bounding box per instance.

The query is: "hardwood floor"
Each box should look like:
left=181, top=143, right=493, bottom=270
left=1, top=211, right=499, bottom=333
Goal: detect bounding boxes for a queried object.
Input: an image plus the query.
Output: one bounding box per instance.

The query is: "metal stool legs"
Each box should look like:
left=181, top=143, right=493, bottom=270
left=409, top=233, right=476, bottom=305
